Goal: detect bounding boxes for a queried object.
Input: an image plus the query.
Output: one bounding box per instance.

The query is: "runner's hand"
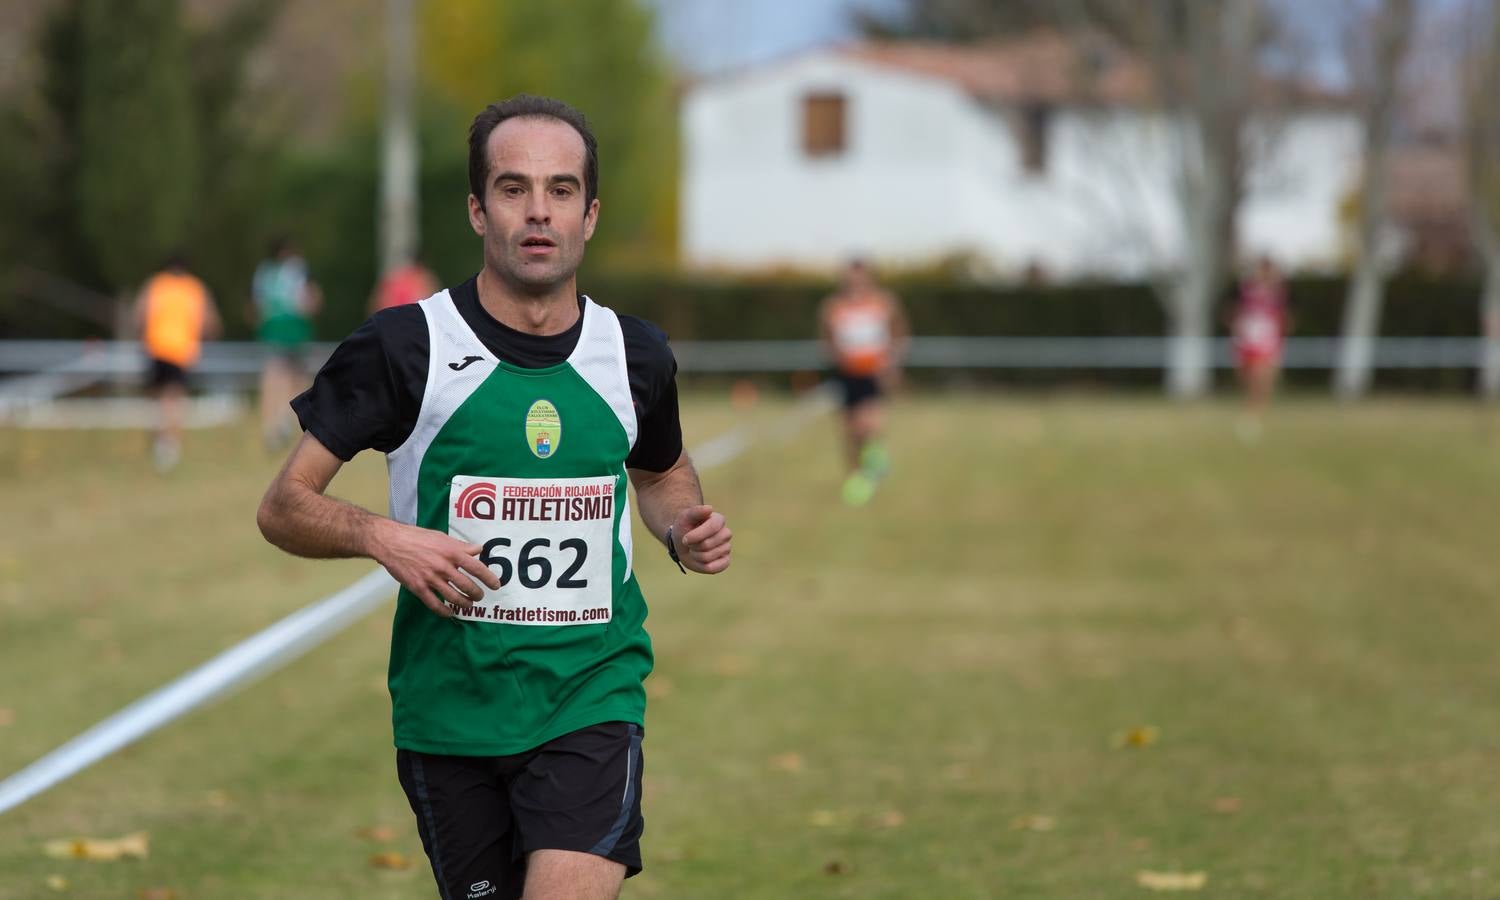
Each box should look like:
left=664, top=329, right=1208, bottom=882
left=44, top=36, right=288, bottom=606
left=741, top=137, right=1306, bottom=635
left=673, top=505, right=732, bottom=574
left=371, top=521, right=502, bottom=618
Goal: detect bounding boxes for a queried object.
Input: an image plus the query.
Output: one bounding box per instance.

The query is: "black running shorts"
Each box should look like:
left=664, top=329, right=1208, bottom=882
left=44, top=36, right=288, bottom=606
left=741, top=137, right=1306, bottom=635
left=396, top=721, right=644, bottom=900
left=837, top=372, right=882, bottom=410
left=147, top=358, right=187, bottom=389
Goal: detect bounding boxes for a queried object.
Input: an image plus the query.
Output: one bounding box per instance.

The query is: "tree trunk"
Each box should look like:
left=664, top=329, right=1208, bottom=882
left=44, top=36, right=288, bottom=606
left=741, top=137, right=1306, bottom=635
left=1480, top=249, right=1500, bottom=399
left=1166, top=269, right=1213, bottom=398
left=1333, top=0, right=1413, bottom=400
left=1335, top=262, right=1383, bottom=398
left=1160, top=0, right=1253, bottom=400
left=379, top=0, right=418, bottom=275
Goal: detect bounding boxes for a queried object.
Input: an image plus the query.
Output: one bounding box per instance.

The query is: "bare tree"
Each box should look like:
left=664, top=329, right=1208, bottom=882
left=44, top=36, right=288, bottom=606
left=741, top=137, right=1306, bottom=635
left=1151, top=0, right=1265, bottom=398
left=1463, top=0, right=1500, bottom=398
left=379, top=0, right=418, bottom=276
left=1333, top=0, right=1415, bottom=399
left=1062, top=0, right=1267, bottom=398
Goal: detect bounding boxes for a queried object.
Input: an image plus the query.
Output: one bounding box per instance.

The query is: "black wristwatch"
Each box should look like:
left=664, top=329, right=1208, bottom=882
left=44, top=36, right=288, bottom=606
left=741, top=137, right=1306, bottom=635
left=664, top=525, right=687, bottom=574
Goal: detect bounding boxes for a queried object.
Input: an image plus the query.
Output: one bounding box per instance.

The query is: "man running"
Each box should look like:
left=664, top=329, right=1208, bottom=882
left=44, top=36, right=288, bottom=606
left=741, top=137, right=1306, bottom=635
left=369, top=253, right=440, bottom=315
left=134, top=254, right=221, bottom=472
left=251, top=236, right=320, bottom=449
left=256, top=94, right=731, bottom=900
left=818, top=258, right=908, bottom=506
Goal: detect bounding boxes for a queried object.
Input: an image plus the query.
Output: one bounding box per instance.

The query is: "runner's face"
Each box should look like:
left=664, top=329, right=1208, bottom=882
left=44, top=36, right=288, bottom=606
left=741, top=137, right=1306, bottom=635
left=468, top=117, right=598, bottom=293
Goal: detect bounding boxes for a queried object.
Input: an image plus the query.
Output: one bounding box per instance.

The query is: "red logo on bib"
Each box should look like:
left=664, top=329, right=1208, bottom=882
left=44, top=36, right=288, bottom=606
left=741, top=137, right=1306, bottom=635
left=454, top=481, right=496, bottom=520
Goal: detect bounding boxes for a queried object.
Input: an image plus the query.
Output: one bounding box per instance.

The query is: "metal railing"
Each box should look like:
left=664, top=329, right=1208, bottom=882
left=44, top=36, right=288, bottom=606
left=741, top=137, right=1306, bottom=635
left=1, top=336, right=1491, bottom=382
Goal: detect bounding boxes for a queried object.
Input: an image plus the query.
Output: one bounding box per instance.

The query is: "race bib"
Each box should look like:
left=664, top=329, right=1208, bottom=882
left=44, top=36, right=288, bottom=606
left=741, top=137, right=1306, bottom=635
left=447, top=475, right=616, bottom=626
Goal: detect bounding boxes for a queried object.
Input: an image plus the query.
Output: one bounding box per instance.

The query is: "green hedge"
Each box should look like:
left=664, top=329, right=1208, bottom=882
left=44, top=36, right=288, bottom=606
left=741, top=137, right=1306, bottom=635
left=571, top=274, right=1484, bottom=392
left=580, top=274, right=1485, bottom=343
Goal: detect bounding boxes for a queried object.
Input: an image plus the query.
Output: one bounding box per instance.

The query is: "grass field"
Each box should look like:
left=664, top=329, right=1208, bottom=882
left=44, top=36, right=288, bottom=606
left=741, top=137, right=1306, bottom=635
left=2, top=393, right=1499, bottom=899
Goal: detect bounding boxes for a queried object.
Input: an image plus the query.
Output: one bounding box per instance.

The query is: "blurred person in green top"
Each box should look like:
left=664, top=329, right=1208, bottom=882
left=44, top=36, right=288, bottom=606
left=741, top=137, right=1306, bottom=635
left=252, top=236, right=321, bottom=449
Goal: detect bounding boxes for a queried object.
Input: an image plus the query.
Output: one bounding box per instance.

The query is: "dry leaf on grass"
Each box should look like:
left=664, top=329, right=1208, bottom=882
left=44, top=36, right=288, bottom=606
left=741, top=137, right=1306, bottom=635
left=1112, top=726, right=1160, bottom=748
left=355, top=825, right=400, bottom=843
left=45, top=875, right=68, bottom=891
left=43, top=832, right=149, bottom=861
left=1212, top=796, right=1243, bottom=814
left=768, top=752, right=805, bottom=774
left=369, top=851, right=412, bottom=870
left=1136, top=870, right=1208, bottom=891
left=0, top=708, right=14, bottom=727
left=1010, top=814, right=1056, bottom=832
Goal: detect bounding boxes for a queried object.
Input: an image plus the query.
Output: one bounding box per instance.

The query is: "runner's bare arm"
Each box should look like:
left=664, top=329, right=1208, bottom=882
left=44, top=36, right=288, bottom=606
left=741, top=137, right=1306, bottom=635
left=629, top=451, right=732, bottom=575
left=256, top=433, right=500, bottom=616
left=202, top=291, right=223, bottom=341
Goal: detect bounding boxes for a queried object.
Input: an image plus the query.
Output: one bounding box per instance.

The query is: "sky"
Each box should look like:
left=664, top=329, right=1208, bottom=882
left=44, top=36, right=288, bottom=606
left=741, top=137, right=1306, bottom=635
left=648, top=0, right=898, bottom=74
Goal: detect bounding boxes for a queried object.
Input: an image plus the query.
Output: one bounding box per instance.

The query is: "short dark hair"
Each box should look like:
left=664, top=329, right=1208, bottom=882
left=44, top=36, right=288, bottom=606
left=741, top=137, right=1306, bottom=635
left=468, top=94, right=598, bottom=209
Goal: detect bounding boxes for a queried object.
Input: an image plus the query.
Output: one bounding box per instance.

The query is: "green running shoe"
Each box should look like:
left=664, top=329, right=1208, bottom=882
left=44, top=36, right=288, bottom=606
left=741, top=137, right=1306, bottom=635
left=842, top=471, right=877, bottom=506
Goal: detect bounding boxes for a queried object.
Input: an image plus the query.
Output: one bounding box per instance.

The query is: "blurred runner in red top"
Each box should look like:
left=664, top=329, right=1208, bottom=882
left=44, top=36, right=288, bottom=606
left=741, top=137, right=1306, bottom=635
left=1231, top=255, right=1290, bottom=435
left=369, top=256, right=440, bottom=314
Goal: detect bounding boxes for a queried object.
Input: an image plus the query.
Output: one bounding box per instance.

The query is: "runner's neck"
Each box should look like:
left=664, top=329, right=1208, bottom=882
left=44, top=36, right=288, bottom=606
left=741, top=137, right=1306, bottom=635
left=476, top=266, right=582, bottom=336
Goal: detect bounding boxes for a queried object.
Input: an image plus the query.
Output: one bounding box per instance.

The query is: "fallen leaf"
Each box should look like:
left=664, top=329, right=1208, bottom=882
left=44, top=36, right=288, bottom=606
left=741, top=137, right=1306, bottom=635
left=1112, top=726, right=1160, bottom=748
left=0, top=708, right=14, bottom=727
left=645, top=677, right=675, bottom=699
left=1010, top=814, right=1056, bottom=832
left=1212, top=796, right=1243, bottom=814
left=369, top=851, right=412, bottom=870
left=870, top=810, right=905, bottom=829
left=355, top=825, right=399, bottom=843
left=45, top=874, right=67, bottom=892
left=808, top=810, right=838, bottom=827
left=43, top=832, right=149, bottom=861
left=138, top=889, right=180, bottom=900
left=768, top=752, right=804, bottom=774
left=822, top=860, right=846, bottom=875
left=1136, top=870, right=1208, bottom=891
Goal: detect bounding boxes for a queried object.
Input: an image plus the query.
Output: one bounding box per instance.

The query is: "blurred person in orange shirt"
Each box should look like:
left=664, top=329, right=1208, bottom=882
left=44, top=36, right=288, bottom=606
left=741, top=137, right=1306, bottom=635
left=1230, top=255, right=1291, bottom=440
left=369, top=254, right=440, bottom=315
left=819, top=258, right=908, bottom=506
left=134, top=253, right=222, bottom=471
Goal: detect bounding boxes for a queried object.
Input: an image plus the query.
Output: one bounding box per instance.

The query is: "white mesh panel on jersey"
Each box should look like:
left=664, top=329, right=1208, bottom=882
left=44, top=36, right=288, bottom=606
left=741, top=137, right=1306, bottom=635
left=619, top=489, right=634, bottom=582
left=569, top=298, right=638, bottom=582
left=387, top=292, right=497, bottom=524
left=569, top=297, right=639, bottom=449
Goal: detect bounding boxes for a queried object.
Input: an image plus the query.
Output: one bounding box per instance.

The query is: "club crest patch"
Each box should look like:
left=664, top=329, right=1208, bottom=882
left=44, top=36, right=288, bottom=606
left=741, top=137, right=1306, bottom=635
left=525, top=399, right=561, bottom=459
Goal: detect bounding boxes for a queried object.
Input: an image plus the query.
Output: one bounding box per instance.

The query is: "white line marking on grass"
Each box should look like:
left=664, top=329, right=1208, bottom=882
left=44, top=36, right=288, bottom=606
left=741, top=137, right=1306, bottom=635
left=0, top=386, right=834, bottom=816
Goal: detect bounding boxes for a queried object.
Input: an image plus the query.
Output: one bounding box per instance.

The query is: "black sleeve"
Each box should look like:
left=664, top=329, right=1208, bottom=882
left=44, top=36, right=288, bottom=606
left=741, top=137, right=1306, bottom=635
left=620, top=315, right=683, bottom=472
left=290, top=305, right=428, bottom=461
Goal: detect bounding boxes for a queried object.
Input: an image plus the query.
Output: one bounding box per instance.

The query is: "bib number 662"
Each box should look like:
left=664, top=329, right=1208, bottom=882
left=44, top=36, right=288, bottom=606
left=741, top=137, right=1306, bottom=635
left=480, top=537, right=589, bottom=589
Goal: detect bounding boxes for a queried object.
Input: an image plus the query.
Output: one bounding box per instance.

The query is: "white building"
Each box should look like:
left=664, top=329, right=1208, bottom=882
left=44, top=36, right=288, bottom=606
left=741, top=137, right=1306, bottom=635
left=680, top=35, right=1363, bottom=281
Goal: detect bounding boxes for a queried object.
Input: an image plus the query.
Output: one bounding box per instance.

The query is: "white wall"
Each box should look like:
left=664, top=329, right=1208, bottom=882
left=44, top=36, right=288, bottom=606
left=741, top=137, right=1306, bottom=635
left=681, top=51, right=1363, bottom=280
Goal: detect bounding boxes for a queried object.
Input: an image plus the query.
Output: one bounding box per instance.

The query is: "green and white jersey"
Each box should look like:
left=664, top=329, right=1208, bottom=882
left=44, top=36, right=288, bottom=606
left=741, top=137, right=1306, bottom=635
left=384, top=291, right=652, bottom=755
